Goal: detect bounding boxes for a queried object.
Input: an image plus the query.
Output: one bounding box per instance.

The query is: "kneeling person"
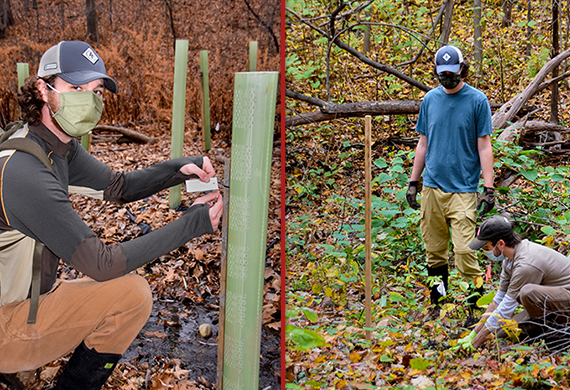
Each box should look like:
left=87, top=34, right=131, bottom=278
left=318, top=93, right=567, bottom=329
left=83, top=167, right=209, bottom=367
left=454, top=215, right=570, bottom=351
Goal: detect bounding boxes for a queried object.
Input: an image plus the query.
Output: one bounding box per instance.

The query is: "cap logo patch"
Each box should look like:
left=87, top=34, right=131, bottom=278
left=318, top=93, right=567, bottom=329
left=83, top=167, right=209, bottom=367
left=44, top=63, right=58, bottom=70
left=442, top=53, right=451, bottom=62
left=82, top=48, right=99, bottom=64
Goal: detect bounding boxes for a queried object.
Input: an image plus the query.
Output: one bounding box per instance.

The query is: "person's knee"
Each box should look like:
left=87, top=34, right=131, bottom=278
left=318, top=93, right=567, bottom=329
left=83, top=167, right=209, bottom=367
left=519, top=284, right=534, bottom=307
left=119, top=273, right=152, bottom=319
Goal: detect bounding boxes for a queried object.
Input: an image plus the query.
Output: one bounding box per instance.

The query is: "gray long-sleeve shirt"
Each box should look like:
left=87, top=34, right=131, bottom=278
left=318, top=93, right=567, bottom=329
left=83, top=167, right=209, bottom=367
left=0, top=123, right=213, bottom=297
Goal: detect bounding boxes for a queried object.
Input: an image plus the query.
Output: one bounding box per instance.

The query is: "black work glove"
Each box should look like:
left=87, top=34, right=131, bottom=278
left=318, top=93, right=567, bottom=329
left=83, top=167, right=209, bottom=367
left=406, top=181, right=421, bottom=210
left=477, top=186, right=495, bottom=215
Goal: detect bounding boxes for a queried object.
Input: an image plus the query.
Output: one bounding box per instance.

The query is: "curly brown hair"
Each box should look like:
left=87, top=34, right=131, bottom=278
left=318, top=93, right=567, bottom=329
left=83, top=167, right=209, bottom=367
left=17, top=75, right=56, bottom=126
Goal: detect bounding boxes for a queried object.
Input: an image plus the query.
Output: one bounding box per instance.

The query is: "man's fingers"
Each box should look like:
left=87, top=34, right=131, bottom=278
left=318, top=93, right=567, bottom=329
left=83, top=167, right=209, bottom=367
left=193, top=191, right=219, bottom=205
left=202, top=156, right=216, bottom=178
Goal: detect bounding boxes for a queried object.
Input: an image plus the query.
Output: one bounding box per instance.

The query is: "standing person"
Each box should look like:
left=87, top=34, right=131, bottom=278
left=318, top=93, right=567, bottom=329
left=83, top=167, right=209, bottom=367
left=0, top=41, right=223, bottom=389
left=453, top=215, right=570, bottom=351
left=405, top=45, right=495, bottom=317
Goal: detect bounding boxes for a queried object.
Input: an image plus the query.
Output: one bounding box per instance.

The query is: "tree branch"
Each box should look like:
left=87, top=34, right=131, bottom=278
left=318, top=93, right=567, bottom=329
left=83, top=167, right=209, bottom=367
left=285, top=89, right=326, bottom=108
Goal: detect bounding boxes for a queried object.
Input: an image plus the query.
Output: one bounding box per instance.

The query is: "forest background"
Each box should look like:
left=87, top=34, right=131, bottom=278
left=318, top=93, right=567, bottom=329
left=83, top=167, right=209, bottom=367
left=0, top=0, right=281, bottom=389
left=286, top=0, right=570, bottom=389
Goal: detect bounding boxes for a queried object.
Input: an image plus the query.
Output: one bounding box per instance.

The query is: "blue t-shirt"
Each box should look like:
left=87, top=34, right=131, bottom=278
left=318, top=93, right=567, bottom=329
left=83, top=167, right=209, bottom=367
left=416, top=84, right=492, bottom=193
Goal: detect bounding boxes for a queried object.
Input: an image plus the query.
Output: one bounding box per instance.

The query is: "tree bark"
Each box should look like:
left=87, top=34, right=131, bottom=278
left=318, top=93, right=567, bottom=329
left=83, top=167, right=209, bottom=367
left=286, top=100, right=422, bottom=127
left=440, top=0, right=454, bottom=44
left=0, top=0, right=15, bottom=39
left=93, top=125, right=158, bottom=144
left=86, top=0, right=99, bottom=43
left=550, top=0, right=560, bottom=124
left=502, top=0, right=512, bottom=27
left=473, top=0, right=482, bottom=76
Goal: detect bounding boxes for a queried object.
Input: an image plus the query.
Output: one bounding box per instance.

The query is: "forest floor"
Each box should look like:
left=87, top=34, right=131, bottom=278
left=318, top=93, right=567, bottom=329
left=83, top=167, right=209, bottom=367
left=285, top=117, right=570, bottom=389
left=0, top=124, right=281, bottom=390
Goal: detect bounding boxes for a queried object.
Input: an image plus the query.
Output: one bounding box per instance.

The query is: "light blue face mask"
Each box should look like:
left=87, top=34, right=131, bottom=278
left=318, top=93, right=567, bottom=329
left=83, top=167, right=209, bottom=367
left=484, top=244, right=505, bottom=263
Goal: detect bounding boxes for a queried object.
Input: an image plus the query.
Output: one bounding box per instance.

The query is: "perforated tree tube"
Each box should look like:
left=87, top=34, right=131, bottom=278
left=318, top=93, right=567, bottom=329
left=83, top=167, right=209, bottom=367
left=222, top=71, right=278, bottom=389
left=169, top=40, right=189, bottom=209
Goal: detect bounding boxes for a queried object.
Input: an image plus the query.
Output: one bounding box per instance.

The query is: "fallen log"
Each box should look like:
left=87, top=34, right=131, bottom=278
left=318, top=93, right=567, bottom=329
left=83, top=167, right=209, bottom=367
left=93, top=125, right=158, bottom=144
left=497, top=120, right=570, bottom=143
left=286, top=100, right=422, bottom=126
left=492, top=48, right=570, bottom=130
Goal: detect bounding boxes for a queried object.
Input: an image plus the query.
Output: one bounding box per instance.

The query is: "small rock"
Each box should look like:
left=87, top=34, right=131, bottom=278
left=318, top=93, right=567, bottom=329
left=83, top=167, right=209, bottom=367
left=199, top=323, right=212, bottom=338
left=320, top=296, right=335, bottom=310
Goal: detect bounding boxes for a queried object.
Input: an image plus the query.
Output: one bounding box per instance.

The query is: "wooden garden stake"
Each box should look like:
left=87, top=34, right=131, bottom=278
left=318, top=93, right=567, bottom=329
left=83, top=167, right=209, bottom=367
left=365, top=115, right=372, bottom=341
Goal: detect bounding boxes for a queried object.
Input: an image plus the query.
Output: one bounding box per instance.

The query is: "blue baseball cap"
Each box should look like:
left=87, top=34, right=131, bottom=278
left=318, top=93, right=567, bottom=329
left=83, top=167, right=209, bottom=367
left=435, top=45, right=463, bottom=74
left=37, top=41, right=118, bottom=93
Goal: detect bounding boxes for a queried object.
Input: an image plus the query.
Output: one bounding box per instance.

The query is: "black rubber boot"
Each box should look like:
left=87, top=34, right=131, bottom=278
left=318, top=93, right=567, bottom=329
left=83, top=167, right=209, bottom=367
left=53, top=342, right=121, bottom=390
left=427, top=264, right=449, bottom=306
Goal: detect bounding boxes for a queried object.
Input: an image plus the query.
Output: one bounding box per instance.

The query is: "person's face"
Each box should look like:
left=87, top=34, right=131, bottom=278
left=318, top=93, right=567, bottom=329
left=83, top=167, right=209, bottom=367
left=46, top=77, right=105, bottom=113
left=482, top=240, right=504, bottom=256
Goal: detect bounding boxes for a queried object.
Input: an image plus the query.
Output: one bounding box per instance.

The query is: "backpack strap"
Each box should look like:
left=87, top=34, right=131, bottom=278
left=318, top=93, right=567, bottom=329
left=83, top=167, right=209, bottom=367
left=0, top=123, right=52, bottom=323
left=0, top=138, right=52, bottom=171
left=27, top=242, right=43, bottom=324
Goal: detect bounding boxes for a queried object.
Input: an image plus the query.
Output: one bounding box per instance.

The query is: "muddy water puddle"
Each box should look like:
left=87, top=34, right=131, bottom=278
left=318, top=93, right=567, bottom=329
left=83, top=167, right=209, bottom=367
left=123, top=299, right=280, bottom=388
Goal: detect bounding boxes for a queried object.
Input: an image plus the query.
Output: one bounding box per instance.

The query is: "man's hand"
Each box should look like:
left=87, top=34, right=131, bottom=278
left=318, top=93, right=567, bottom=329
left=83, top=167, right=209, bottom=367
left=451, top=330, right=477, bottom=352
left=180, top=156, right=216, bottom=182
left=477, top=186, right=495, bottom=215
left=193, top=191, right=223, bottom=230
left=406, top=181, right=421, bottom=210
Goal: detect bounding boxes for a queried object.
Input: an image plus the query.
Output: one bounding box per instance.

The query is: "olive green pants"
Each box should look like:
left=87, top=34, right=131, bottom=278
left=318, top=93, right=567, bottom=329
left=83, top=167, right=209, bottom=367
left=0, top=273, right=152, bottom=373
left=420, top=187, right=482, bottom=281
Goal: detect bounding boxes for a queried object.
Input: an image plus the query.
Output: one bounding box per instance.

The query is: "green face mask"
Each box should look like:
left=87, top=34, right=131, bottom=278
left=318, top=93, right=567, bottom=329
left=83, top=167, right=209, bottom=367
left=47, top=84, right=103, bottom=137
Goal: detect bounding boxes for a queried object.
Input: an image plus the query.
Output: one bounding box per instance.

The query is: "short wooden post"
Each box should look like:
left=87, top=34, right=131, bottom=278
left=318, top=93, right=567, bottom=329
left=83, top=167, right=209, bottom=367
left=365, top=115, right=372, bottom=341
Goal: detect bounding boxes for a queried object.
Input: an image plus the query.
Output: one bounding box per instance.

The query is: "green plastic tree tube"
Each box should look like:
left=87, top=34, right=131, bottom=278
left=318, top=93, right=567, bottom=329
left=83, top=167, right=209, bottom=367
left=222, top=71, right=278, bottom=389
left=17, top=63, right=28, bottom=92
left=169, top=40, right=189, bottom=209
left=248, top=41, right=258, bottom=71
left=200, top=50, right=211, bottom=151
left=17, top=63, right=29, bottom=121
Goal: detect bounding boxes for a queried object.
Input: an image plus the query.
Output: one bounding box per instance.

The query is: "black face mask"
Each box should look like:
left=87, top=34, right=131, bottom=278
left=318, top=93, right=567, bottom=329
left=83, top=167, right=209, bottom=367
left=438, top=73, right=461, bottom=89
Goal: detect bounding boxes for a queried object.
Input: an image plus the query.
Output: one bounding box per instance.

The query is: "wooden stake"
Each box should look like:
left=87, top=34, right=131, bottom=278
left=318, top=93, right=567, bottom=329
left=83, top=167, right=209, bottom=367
left=365, top=115, right=372, bottom=341
left=215, top=156, right=230, bottom=390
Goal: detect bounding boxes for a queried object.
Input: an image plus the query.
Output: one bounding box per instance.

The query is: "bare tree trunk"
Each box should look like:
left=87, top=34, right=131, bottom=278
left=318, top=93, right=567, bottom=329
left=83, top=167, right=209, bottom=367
left=33, top=0, right=39, bottom=41
left=551, top=0, right=560, bottom=124
left=86, top=0, right=99, bottom=44
left=440, top=0, right=454, bottom=44
left=474, top=0, right=482, bottom=77
left=109, top=0, right=113, bottom=34
left=0, top=0, right=15, bottom=39
left=163, top=0, right=176, bottom=52
left=527, top=0, right=532, bottom=56
left=60, top=0, right=65, bottom=31
left=502, top=0, right=512, bottom=27
left=363, top=26, right=371, bottom=55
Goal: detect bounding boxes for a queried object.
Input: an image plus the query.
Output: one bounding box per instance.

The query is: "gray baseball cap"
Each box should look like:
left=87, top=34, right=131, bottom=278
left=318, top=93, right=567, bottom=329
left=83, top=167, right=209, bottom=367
left=435, top=45, right=463, bottom=74
left=37, top=41, right=118, bottom=94
left=468, top=215, right=514, bottom=250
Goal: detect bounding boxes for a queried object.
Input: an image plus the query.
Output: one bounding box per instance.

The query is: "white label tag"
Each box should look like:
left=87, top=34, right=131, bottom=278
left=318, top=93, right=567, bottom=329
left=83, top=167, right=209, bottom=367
left=436, top=281, right=446, bottom=297
left=185, top=177, right=218, bottom=193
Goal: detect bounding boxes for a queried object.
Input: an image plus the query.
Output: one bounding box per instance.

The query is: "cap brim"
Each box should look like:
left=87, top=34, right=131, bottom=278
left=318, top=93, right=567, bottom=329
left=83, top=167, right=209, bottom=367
left=468, top=237, right=488, bottom=251
left=59, top=71, right=118, bottom=94
left=436, top=64, right=461, bottom=74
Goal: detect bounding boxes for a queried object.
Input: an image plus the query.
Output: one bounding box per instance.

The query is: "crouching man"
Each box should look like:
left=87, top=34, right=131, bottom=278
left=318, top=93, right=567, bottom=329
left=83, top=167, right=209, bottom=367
left=0, top=41, right=223, bottom=389
left=453, top=215, right=570, bottom=351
